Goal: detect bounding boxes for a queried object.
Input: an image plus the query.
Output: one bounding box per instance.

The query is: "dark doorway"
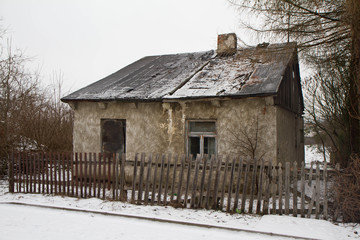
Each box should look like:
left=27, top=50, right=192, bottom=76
left=101, top=119, right=126, bottom=154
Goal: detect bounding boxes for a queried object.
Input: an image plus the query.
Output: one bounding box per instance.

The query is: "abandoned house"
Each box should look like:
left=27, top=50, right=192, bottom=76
left=61, top=33, right=304, bottom=165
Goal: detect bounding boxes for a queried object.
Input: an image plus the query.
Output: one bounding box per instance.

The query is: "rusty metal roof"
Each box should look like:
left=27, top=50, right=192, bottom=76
left=61, top=42, right=298, bottom=102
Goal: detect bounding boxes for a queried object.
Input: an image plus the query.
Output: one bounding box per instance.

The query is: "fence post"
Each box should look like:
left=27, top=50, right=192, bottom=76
left=8, top=152, right=14, bottom=193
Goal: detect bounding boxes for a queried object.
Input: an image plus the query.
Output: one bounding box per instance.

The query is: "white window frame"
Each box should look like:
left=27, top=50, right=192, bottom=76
left=186, top=120, right=217, bottom=158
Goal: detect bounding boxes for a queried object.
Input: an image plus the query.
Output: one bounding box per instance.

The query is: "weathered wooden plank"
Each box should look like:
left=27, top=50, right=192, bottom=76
left=226, top=157, right=236, bottom=213
left=119, top=153, right=126, bottom=201
left=75, top=153, right=79, bottom=197
left=300, top=162, right=305, bottom=218
left=278, top=163, right=283, bottom=215
left=292, top=162, right=298, bottom=217
left=107, top=154, right=112, bottom=191
left=84, top=153, right=88, bottom=197
left=57, top=153, right=61, bottom=194
left=170, top=154, right=178, bottom=203
left=219, top=156, right=230, bottom=211
left=233, top=157, right=243, bottom=213
left=212, top=156, right=222, bottom=210
left=190, top=155, right=201, bottom=208
left=29, top=153, right=33, bottom=193
left=18, top=153, right=23, bottom=193
left=240, top=158, right=251, bottom=213
left=157, top=154, right=166, bottom=205
left=184, top=155, right=193, bottom=208
left=112, top=153, right=116, bottom=200
left=131, top=153, right=139, bottom=203
left=249, top=158, right=258, bottom=214
left=62, top=153, right=66, bottom=194
left=323, top=161, right=328, bottom=220
left=176, top=155, right=186, bottom=205
left=102, top=153, right=106, bottom=199
left=137, top=153, right=145, bottom=204
left=271, top=164, right=276, bottom=214
left=24, top=153, right=29, bottom=193
left=284, top=162, right=290, bottom=215
left=8, top=153, right=14, bottom=193
left=88, top=153, right=93, bottom=197
left=256, top=159, right=265, bottom=214
left=263, top=161, right=272, bottom=215
left=144, top=154, right=152, bottom=205
left=97, top=153, right=101, bottom=198
left=71, top=153, right=75, bottom=196
left=198, top=155, right=207, bottom=209
left=315, top=162, right=320, bottom=219
left=163, top=154, right=172, bottom=206
left=205, top=155, right=215, bottom=210
left=54, top=153, right=58, bottom=195
left=151, top=154, right=160, bottom=205
left=36, top=153, right=41, bottom=193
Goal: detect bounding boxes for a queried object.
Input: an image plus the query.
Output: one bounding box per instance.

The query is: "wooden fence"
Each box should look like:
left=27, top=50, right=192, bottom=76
left=8, top=152, right=329, bottom=219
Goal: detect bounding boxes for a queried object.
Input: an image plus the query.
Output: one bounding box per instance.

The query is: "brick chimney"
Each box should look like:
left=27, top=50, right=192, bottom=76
left=217, top=33, right=237, bottom=56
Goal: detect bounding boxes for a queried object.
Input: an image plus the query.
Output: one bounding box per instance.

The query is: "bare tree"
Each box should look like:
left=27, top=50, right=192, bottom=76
left=230, top=0, right=360, bottom=164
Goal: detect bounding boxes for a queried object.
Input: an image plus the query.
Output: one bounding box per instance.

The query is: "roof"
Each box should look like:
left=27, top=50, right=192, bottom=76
left=61, top=42, right=298, bottom=102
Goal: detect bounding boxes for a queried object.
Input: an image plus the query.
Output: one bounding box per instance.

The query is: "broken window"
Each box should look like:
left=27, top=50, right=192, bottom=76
left=187, top=120, right=216, bottom=158
left=101, top=119, right=126, bottom=154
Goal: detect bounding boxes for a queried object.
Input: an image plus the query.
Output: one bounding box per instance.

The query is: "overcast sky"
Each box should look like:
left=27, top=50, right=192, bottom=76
left=1, top=0, right=264, bottom=94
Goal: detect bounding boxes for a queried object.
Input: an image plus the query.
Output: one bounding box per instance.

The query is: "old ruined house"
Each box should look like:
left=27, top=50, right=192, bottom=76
left=61, top=33, right=304, bottom=165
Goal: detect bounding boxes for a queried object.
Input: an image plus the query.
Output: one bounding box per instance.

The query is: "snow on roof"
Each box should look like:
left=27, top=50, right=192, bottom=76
left=61, top=42, right=297, bottom=102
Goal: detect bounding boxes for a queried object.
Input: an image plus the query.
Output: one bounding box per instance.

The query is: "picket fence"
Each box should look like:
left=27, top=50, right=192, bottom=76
left=8, top=152, right=329, bottom=219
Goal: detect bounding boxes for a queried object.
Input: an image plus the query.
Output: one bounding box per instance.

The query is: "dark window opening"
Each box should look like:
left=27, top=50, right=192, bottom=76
left=101, top=119, right=126, bottom=154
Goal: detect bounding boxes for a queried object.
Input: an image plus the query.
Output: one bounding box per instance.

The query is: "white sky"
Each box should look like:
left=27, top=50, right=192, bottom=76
left=1, top=0, right=263, bottom=94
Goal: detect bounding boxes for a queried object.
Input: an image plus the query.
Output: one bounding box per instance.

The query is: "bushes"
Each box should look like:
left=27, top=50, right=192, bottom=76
left=333, top=154, right=360, bottom=222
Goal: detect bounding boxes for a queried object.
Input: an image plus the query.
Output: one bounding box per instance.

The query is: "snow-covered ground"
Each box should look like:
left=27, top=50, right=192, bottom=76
left=0, top=180, right=359, bottom=240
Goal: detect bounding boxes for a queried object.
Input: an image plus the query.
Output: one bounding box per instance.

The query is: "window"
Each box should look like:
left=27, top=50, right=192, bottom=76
left=186, top=120, right=216, bottom=157
left=101, top=119, right=126, bottom=154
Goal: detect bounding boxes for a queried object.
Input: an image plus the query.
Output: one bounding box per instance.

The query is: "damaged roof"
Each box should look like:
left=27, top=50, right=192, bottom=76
left=61, top=42, right=298, bottom=102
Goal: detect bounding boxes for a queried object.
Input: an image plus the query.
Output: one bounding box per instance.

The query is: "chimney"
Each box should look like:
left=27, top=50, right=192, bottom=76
left=217, top=33, right=237, bottom=56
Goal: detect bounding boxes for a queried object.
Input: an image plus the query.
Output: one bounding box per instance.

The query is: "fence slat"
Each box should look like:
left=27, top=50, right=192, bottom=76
left=271, top=164, right=276, bottom=214
left=263, top=161, right=272, bottom=215
left=131, top=153, right=139, bottom=203
left=157, top=154, right=166, bottom=205
left=170, top=154, right=178, bottom=203
left=57, top=153, right=61, bottom=195
left=151, top=154, right=160, bottom=205
left=300, top=162, right=305, bottom=218
left=315, top=162, right=320, bottom=219
left=248, top=158, right=258, bottom=214
left=241, top=158, right=250, bottom=213
left=144, top=154, right=152, bottom=205
left=190, top=155, right=201, bottom=208
left=163, top=154, right=171, bottom=206
left=212, top=156, right=222, bottom=210
left=219, top=156, right=230, bottom=211
left=293, top=162, right=298, bottom=217
left=233, top=157, right=243, bottom=212
left=137, top=153, right=145, bottom=204
left=184, top=155, right=193, bottom=208
left=204, top=156, right=214, bottom=209
left=278, top=163, right=283, bottom=215
left=198, top=155, right=207, bottom=209
left=285, top=162, right=290, bottom=215
left=323, top=161, right=328, bottom=220
left=36, top=153, right=41, bottom=193
left=256, top=159, right=265, bottom=214
left=176, top=155, right=185, bottom=205
left=119, top=153, right=126, bottom=201
left=226, top=157, right=236, bottom=212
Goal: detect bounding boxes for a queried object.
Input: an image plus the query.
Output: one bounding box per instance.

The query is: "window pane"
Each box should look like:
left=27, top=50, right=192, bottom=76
left=204, top=137, right=216, bottom=156
left=189, top=137, right=200, bottom=157
left=189, top=121, right=215, bottom=132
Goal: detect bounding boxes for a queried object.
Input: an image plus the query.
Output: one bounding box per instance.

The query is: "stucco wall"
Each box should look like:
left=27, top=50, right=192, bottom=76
left=72, top=97, right=282, bottom=163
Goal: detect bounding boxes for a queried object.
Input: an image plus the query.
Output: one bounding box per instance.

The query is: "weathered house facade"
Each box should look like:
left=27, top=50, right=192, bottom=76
left=62, top=34, right=304, bottom=165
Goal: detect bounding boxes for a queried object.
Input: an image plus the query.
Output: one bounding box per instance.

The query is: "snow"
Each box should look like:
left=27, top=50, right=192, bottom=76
left=0, top=180, right=359, bottom=240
